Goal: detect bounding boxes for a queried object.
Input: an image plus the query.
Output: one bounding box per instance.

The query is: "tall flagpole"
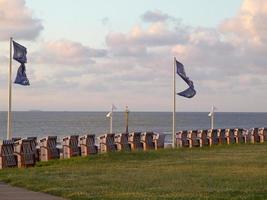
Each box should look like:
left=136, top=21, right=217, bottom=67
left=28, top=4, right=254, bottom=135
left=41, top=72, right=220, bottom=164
left=211, top=106, right=214, bottom=129
left=172, top=57, right=176, bottom=148
left=7, top=37, right=13, bottom=139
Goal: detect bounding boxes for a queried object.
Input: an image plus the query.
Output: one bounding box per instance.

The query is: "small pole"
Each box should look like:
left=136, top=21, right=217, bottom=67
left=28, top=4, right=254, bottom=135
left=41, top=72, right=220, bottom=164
left=125, top=106, right=129, bottom=133
left=7, top=37, right=13, bottom=140
left=110, top=114, right=113, bottom=134
left=172, top=57, right=176, bottom=148
left=211, top=106, right=214, bottom=129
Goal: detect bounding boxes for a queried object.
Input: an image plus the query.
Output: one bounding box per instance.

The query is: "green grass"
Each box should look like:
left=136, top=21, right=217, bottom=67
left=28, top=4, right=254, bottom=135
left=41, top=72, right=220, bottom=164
left=0, top=143, right=267, bottom=200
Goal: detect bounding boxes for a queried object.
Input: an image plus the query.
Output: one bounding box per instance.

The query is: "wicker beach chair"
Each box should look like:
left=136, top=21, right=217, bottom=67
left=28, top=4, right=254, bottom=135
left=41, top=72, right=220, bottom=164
left=98, top=134, right=117, bottom=153
left=114, top=133, right=131, bottom=151
left=62, top=135, right=80, bottom=159
left=128, top=132, right=143, bottom=150
left=141, top=132, right=155, bottom=151
left=80, top=134, right=98, bottom=156
left=176, top=130, right=190, bottom=147
left=225, top=129, right=237, bottom=144
left=246, top=128, right=260, bottom=143
left=234, top=128, right=245, bottom=144
left=0, top=140, right=17, bottom=169
left=153, top=133, right=165, bottom=150
left=27, top=137, right=39, bottom=161
left=258, top=127, right=267, bottom=143
left=188, top=130, right=201, bottom=148
left=207, top=129, right=219, bottom=146
left=197, top=130, right=208, bottom=147
left=39, top=136, right=60, bottom=161
left=14, top=139, right=36, bottom=168
left=217, top=129, right=227, bottom=144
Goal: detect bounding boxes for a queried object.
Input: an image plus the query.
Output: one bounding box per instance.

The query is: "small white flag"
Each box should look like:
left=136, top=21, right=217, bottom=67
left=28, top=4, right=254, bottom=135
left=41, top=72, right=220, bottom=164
left=208, top=106, right=217, bottom=117
left=106, top=112, right=112, bottom=118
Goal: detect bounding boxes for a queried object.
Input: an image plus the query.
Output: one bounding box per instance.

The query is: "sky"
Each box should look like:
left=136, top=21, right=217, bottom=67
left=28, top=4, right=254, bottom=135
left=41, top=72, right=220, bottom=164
left=0, top=0, right=267, bottom=112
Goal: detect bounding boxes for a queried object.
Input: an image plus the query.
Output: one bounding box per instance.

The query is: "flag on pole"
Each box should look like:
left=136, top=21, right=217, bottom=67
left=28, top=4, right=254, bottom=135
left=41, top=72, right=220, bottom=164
left=106, top=112, right=112, bottom=118
left=208, top=106, right=217, bottom=116
left=13, top=41, right=30, bottom=86
left=176, top=60, right=196, bottom=98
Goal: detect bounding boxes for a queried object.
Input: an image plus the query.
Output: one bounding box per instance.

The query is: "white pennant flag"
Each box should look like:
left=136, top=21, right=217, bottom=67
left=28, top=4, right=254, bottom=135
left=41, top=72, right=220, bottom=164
left=106, top=112, right=112, bottom=118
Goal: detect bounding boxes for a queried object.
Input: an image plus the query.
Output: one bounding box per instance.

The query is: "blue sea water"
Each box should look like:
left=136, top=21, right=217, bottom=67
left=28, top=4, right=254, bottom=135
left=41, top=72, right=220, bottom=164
left=0, top=112, right=266, bottom=142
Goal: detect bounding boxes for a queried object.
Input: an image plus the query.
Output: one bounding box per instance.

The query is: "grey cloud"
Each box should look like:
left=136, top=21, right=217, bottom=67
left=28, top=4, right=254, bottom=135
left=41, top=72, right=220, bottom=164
left=141, top=10, right=172, bottom=23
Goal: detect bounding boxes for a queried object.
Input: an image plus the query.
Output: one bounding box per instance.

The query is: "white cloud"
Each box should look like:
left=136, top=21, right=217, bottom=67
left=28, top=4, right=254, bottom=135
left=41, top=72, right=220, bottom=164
left=1, top=0, right=267, bottom=111
left=0, top=0, right=43, bottom=41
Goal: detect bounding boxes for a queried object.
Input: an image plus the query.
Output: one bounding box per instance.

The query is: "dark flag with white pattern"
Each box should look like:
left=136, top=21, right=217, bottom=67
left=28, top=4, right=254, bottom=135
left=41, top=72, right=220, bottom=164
left=176, top=60, right=196, bottom=98
left=13, top=41, right=30, bottom=86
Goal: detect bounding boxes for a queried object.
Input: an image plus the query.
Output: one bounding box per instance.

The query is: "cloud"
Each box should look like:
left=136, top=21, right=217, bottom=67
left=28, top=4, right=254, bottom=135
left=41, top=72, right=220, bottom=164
left=0, top=0, right=43, bottom=41
left=141, top=10, right=172, bottom=23
left=2, top=1, right=267, bottom=112
left=32, top=40, right=107, bottom=66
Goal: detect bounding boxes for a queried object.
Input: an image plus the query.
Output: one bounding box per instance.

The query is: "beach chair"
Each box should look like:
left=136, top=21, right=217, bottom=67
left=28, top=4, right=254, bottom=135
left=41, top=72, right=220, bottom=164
left=141, top=132, right=155, bottom=151
left=217, top=129, right=227, bottom=144
left=207, top=129, right=219, bottom=146
left=27, top=137, right=39, bottom=161
left=62, top=135, right=80, bottom=159
left=0, top=140, right=17, bottom=169
left=128, top=132, right=143, bottom=150
left=197, top=130, right=208, bottom=147
left=80, top=134, right=98, bottom=156
left=98, top=134, right=117, bottom=153
left=225, top=129, right=237, bottom=144
left=14, top=139, right=36, bottom=168
left=234, top=128, right=245, bottom=144
left=247, top=128, right=261, bottom=143
left=114, top=133, right=131, bottom=151
left=258, top=128, right=267, bottom=143
left=39, top=136, right=60, bottom=161
left=153, top=133, right=165, bottom=150
left=188, top=130, right=201, bottom=148
left=176, top=131, right=190, bottom=147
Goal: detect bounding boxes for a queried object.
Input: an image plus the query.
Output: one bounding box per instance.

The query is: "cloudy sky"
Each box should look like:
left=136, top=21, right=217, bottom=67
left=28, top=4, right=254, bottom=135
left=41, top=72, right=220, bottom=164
left=0, top=0, right=266, bottom=112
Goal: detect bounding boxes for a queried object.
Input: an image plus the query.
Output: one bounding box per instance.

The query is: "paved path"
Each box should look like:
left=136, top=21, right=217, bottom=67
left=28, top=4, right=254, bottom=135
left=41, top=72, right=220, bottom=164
left=0, top=182, right=66, bottom=200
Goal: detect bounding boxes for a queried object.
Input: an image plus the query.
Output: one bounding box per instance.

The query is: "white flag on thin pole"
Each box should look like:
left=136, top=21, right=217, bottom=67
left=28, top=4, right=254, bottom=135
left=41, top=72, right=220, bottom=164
left=106, top=112, right=112, bottom=118
left=208, top=106, right=217, bottom=129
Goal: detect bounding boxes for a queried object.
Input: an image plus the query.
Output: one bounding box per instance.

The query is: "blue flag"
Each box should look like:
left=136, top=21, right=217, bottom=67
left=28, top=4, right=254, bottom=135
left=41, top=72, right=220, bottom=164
left=13, top=41, right=30, bottom=86
left=14, top=64, right=30, bottom=86
left=13, top=41, right=27, bottom=64
left=176, top=60, right=196, bottom=98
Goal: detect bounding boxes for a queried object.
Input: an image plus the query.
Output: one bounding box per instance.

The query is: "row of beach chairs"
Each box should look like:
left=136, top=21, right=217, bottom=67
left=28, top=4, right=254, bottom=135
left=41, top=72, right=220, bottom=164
left=0, top=132, right=165, bottom=169
left=176, top=128, right=267, bottom=148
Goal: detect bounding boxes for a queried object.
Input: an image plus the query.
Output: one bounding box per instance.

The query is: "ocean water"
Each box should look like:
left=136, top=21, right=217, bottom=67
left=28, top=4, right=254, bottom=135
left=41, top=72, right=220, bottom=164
left=0, top=112, right=266, bottom=142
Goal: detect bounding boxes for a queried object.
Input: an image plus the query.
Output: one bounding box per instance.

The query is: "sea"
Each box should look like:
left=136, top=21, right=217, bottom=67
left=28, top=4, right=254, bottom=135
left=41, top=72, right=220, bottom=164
left=0, top=112, right=266, bottom=143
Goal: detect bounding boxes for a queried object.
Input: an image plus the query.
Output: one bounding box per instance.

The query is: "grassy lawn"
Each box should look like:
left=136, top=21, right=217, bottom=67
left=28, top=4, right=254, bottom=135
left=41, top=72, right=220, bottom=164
left=0, top=143, right=266, bottom=200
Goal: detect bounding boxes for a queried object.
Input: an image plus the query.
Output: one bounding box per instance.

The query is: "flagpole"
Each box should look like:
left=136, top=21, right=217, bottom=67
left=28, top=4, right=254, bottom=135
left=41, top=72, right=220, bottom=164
left=172, top=57, right=176, bottom=148
left=125, top=106, right=129, bottom=133
left=211, top=106, right=214, bottom=129
left=7, top=37, right=13, bottom=139
left=110, top=114, right=113, bottom=133
left=110, top=105, right=114, bottom=134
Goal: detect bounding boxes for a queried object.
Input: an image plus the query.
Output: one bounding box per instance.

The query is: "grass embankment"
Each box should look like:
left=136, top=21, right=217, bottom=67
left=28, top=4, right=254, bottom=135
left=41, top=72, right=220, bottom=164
left=0, top=143, right=266, bottom=200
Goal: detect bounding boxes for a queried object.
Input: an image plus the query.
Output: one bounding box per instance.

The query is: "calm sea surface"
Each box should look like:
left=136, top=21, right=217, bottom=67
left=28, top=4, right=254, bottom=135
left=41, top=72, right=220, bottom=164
left=0, top=112, right=266, bottom=142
